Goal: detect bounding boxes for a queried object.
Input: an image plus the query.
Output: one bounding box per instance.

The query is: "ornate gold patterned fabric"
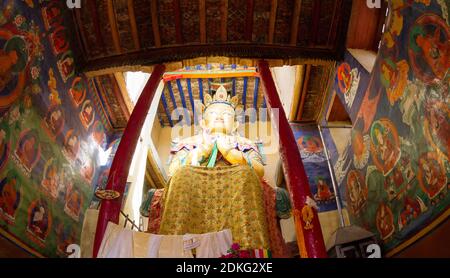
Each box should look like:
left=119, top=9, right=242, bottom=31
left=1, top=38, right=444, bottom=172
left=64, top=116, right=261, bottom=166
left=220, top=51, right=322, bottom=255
left=159, top=164, right=270, bottom=250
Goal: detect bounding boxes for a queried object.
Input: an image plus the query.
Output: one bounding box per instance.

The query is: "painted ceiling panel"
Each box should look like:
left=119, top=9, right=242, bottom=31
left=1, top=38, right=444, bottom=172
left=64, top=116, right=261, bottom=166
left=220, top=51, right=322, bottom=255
left=274, top=0, right=295, bottom=44
left=180, top=0, right=200, bottom=43
left=73, top=0, right=351, bottom=129
left=74, top=0, right=351, bottom=71
left=157, top=64, right=265, bottom=127
left=134, top=0, right=155, bottom=48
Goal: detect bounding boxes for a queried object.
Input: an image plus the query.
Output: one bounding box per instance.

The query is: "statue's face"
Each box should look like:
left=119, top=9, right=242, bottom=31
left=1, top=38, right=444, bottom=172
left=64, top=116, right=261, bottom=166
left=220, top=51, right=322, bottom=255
left=202, top=103, right=237, bottom=134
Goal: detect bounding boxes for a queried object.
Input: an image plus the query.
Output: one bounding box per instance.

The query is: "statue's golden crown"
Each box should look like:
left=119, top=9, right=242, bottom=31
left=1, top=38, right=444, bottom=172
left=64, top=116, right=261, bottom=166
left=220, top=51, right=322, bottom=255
left=204, top=82, right=239, bottom=109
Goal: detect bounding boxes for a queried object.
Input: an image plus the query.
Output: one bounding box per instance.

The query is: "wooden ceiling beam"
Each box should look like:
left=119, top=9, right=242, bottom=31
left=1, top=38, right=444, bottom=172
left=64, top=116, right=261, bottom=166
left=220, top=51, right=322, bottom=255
left=73, top=9, right=89, bottom=58
left=127, top=0, right=141, bottom=50
left=268, top=0, right=278, bottom=43
left=173, top=0, right=183, bottom=44
left=310, top=0, right=321, bottom=46
left=93, top=76, right=119, bottom=127
left=295, top=64, right=311, bottom=121
left=109, top=74, right=131, bottom=120
left=87, top=0, right=106, bottom=52
left=220, top=0, right=228, bottom=42
left=245, top=0, right=255, bottom=41
left=107, top=0, right=122, bottom=53
left=327, top=0, right=340, bottom=47
left=113, top=72, right=134, bottom=114
left=290, top=0, right=302, bottom=45
left=288, top=65, right=304, bottom=121
left=81, top=44, right=337, bottom=73
left=199, top=0, right=207, bottom=43
left=151, top=0, right=162, bottom=47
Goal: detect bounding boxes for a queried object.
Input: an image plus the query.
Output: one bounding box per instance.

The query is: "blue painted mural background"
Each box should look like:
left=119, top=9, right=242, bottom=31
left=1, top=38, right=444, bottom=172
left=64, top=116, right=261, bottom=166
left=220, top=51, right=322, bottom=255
left=321, top=1, right=449, bottom=254
left=0, top=1, right=117, bottom=257
left=290, top=124, right=338, bottom=212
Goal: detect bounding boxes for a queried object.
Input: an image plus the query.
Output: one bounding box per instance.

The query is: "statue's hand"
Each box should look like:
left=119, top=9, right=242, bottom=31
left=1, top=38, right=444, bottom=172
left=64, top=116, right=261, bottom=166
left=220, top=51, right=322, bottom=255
left=216, top=135, right=236, bottom=156
left=201, top=131, right=216, bottom=153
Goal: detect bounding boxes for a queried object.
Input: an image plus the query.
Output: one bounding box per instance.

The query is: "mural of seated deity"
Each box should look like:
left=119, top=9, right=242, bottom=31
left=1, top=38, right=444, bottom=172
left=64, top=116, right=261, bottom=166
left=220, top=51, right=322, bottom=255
left=0, top=170, right=21, bottom=224
left=43, top=105, right=64, bottom=138
left=41, top=158, right=59, bottom=199
left=346, top=170, right=368, bottom=215
left=79, top=100, right=95, bottom=130
left=314, top=177, right=335, bottom=203
left=423, top=97, right=450, bottom=161
left=0, top=124, right=10, bottom=171
left=398, top=196, right=428, bottom=232
left=27, top=199, right=52, bottom=245
left=57, top=164, right=73, bottom=203
left=376, top=202, right=395, bottom=241
left=80, top=156, right=94, bottom=184
left=0, top=35, right=28, bottom=108
left=64, top=184, right=82, bottom=222
left=62, top=129, right=80, bottom=161
left=408, top=14, right=450, bottom=83
left=55, top=221, right=76, bottom=256
left=69, top=77, right=86, bottom=107
left=14, top=129, right=41, bottom=174
left=296, top=135, right=326, bottom=162
left=370, top=119, right=401, bottom=176
left=92, top=121, right=106, bottom=146
left=418, top=152, right=447, bottom=203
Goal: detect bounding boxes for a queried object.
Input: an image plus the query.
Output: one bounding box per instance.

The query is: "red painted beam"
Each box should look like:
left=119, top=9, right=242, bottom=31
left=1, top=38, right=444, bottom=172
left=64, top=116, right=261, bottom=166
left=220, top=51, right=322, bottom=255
left=92, top=64, right=166, bottom=258
left=257, top=60, right=327, bottom=258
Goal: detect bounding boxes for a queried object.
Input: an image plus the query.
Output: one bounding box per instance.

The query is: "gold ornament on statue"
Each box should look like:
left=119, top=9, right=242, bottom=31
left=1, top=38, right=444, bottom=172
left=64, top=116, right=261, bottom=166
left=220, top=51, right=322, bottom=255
left=95, top=189, right=120, bottom=200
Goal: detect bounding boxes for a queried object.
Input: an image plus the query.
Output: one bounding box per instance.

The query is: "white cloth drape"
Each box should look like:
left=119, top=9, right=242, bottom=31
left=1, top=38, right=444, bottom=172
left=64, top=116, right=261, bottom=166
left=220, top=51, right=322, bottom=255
left=97, top=222, right=233, bottom=258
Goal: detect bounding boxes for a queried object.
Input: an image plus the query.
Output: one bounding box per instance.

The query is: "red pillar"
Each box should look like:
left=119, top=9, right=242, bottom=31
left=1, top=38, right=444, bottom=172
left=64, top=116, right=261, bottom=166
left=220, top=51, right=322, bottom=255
left=257, top=60, right=327, bottom=258
left=92, top=64, right=166, bottom=258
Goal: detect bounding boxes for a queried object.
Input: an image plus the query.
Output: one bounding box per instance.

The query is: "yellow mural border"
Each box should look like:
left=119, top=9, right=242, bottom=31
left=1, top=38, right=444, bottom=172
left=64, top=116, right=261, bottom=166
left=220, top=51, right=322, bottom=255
left=385, top=207, right=450, bottom=257
left=0, top=228, right=45, bottom=258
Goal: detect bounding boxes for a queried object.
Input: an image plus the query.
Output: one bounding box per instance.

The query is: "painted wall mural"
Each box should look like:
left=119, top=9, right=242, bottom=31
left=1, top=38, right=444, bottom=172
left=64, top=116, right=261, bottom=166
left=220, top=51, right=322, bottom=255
left=322, top=1, right=449, bottom=255
left=290, top=124, right=338, bottom=213
left=0, top=1, right=117, bottom=257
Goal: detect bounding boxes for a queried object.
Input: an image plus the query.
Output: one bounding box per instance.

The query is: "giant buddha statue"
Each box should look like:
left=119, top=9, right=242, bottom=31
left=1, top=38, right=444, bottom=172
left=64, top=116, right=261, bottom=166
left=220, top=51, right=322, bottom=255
left=143, top=82, right=290, bottom=257
left=168, top=82, right=265, bottom=177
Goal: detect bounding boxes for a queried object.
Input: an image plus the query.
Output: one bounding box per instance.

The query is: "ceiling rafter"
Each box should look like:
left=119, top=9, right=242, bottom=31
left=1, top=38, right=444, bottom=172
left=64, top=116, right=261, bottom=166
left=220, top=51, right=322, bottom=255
left=74, top=0, right=352, bottom=64
left=296, top=64, right=311, bottom=121
left=199, top=0, right=207, bottom=43
left=151, top=0, right=162, bottom=47
left=127, top=0, right=141, bottom=50
left=268, top=0, right=278, bottom=44
left=87, top=0, right=106, bottom=53
left=220, top=0, right=228, bottom=42
left=110, top=73, right=131, bottom=120
left=107, top=0, right=122, bottom=53
left=310, top=0, right=321, bottom=46
left=290, top=0, right=302, bottom=45
left=73, top=8, right=89, bottom=58
left=173, top=0, right=183, bottom=44
left=245, top=0, right=255, bottom=41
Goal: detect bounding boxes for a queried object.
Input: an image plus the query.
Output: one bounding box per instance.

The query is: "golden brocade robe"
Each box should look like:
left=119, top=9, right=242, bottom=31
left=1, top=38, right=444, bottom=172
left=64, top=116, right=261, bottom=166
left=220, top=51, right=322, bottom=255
left=159, top=164, right=270, bottom=250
